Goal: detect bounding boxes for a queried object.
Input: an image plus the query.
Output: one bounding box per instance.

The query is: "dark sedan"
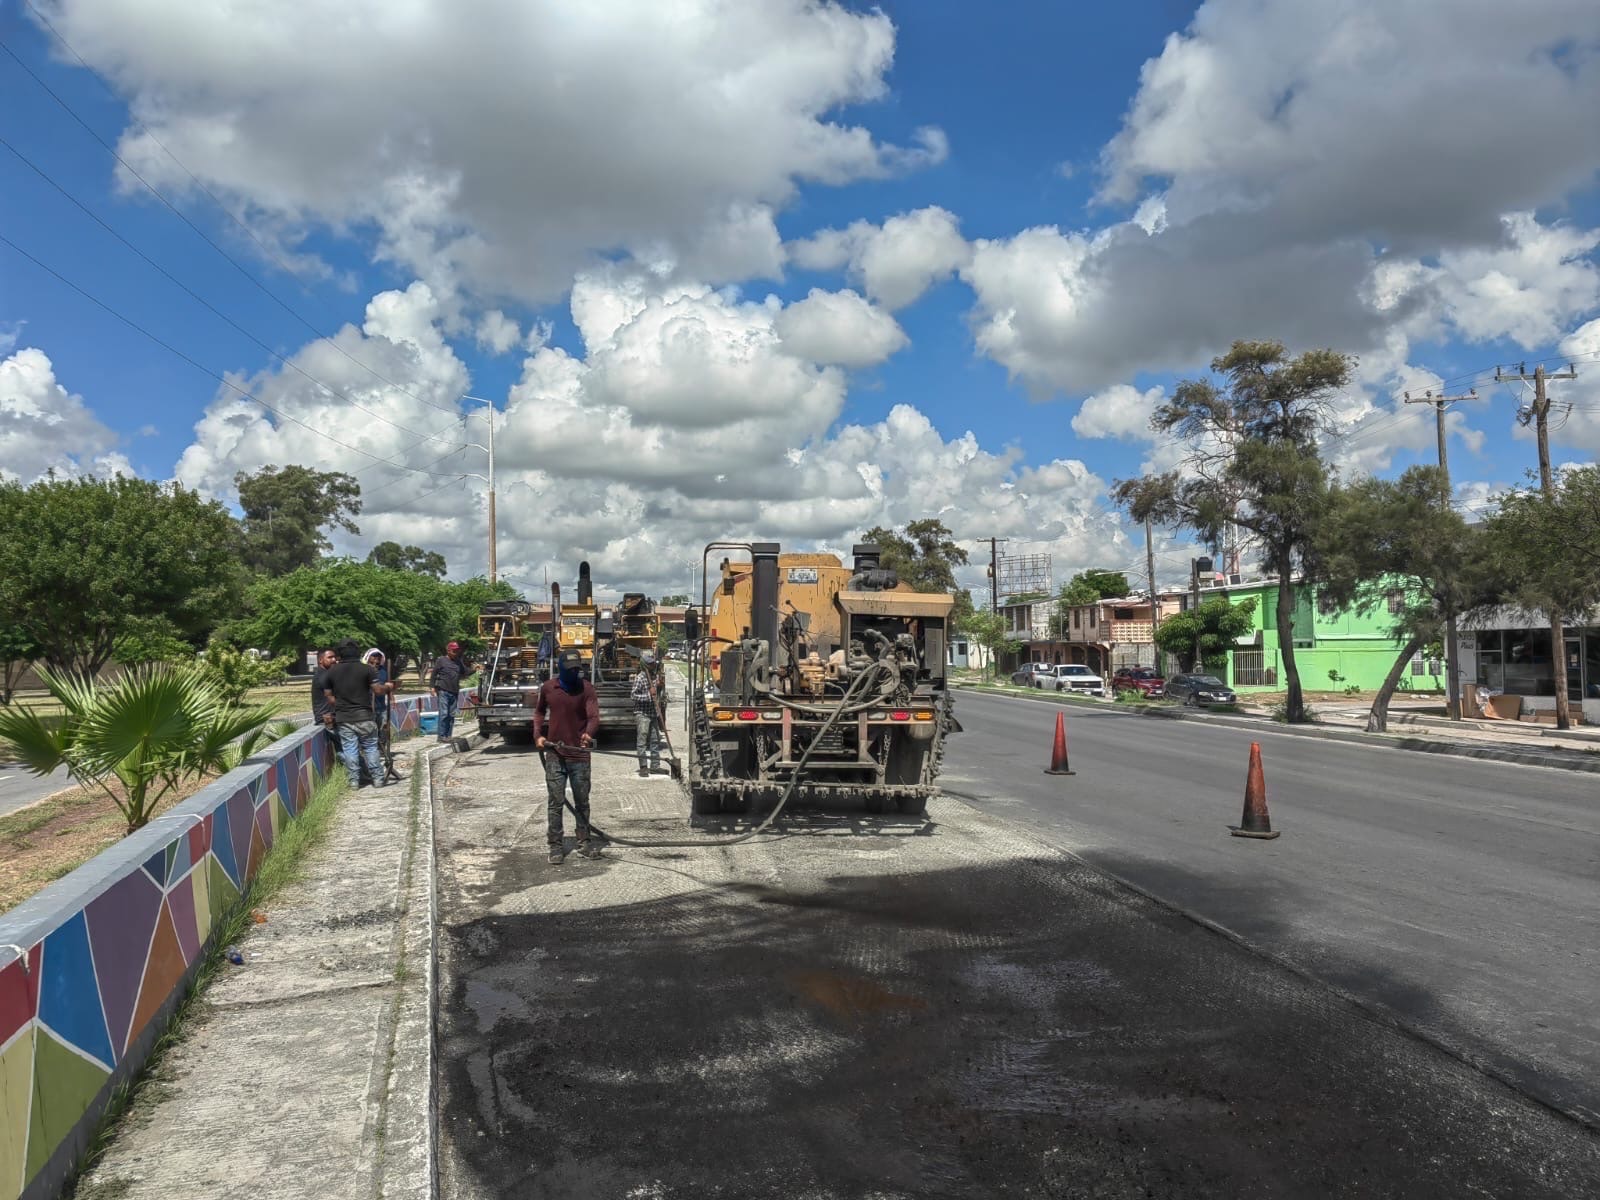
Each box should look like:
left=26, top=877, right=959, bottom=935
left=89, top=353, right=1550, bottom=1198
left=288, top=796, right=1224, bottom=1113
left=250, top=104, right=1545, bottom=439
left=1165, top=673, right=1238, bottom=706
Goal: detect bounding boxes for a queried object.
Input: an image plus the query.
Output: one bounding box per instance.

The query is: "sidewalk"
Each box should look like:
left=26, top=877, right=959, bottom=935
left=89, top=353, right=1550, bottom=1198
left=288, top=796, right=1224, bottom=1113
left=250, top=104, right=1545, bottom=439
left=73, top=749, right=439, bottom=1200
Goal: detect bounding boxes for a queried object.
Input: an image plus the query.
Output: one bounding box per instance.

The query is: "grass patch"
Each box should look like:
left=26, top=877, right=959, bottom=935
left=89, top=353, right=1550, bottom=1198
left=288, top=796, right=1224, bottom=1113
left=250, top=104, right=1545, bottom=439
left=64, top=769, right=348, bottom=1198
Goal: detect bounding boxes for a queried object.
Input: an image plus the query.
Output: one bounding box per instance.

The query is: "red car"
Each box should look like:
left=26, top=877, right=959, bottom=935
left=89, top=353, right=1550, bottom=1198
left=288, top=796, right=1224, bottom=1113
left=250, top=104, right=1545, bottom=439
left=1111, top=666, right=1165, bottom=698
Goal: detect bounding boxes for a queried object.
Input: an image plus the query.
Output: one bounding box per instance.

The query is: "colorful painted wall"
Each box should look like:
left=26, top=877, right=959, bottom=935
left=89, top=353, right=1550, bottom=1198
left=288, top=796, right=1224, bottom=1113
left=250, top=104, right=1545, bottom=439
left=0, top=694, right=437, bottom=1200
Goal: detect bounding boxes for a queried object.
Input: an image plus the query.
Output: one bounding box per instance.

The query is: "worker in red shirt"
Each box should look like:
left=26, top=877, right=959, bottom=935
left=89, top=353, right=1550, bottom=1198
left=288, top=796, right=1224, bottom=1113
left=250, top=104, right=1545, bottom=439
left=534, top=649, right=602, bottom=865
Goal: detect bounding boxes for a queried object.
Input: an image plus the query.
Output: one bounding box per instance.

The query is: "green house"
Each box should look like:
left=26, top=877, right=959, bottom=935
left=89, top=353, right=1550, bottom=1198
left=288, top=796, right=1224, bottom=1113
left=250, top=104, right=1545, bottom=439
left=1187, top=577, right=1440, bottom=695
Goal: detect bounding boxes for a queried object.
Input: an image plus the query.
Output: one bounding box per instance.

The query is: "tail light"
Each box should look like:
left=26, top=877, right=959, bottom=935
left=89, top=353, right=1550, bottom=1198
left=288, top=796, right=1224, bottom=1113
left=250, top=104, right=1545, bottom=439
left=737, top=710, right=760, bottom=721
left=913, top=711, right=934, bottom=721
left=713, top=709, right=734, bottom=721
left=890, top=711, right=910, bottom=721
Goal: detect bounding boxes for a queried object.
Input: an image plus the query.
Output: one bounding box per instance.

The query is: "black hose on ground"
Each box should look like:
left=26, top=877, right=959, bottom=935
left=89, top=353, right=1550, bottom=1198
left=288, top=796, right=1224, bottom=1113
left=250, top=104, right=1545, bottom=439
left=541, top=660, right=888, bottom=849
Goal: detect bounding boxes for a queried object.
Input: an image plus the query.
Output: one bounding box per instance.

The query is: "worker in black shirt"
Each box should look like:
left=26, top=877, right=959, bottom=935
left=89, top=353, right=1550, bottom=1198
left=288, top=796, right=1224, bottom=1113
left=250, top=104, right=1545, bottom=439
left=310, top=647, right=338, bottom=757
left=322, top=639, right=394, bottom=789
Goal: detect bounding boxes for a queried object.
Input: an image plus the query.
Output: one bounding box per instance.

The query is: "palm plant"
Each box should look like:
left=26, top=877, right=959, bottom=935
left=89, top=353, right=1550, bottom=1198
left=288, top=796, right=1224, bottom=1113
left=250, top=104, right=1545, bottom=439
left=0, top=664, right=279, bottom=833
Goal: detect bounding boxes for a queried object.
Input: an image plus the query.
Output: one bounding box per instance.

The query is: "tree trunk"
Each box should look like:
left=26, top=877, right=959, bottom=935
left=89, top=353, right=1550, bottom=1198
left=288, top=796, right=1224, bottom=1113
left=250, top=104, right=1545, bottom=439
left=1550, top=606, right=1571, bottom=730
left=1367, top=634, right=1426, bottom=733
left=1274, top=555, right=1305, bottom=723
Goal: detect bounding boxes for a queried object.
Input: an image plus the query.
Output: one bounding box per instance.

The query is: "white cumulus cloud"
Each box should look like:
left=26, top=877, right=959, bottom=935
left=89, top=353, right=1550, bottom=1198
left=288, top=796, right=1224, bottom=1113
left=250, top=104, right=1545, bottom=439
left=0, top=347, right=130, bottom=482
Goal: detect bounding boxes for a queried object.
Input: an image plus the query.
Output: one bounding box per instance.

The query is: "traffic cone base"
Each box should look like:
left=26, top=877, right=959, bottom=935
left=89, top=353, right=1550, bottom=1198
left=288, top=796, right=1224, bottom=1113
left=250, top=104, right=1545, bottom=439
left=1230, top=741, right=1280, bottom=839
left=1043, top=711, right=1075, bottom=775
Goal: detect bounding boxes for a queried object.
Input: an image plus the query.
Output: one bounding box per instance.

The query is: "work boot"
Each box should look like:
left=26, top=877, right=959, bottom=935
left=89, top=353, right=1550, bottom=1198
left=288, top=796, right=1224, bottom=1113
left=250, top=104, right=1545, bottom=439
left=577, top=840, right=602, bottom=860
left=548, top=847, right=565, bottom=866
left=637, top=767, right=650, bottom=778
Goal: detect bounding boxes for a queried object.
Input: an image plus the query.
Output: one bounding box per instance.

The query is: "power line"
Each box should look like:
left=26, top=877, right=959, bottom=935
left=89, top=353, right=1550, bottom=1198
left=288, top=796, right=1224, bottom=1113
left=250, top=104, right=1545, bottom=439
left=0, top=131, right=465, bottom=447
left=0, top=228, right=452, bottom=479
left=0, top=29, right=461, bottom=418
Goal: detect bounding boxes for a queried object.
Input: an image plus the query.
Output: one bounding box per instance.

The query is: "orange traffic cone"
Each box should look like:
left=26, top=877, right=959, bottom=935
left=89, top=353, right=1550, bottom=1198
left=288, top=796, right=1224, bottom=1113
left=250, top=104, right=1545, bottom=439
left=1230, top=742, right=1280, bottom=839
left=1043, top=711, right=1075, bottom=776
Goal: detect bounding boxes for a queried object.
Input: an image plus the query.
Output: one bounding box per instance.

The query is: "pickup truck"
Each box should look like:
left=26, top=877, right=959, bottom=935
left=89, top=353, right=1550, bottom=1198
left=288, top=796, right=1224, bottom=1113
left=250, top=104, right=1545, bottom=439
left=1042, top=663, right=1106, bottom=697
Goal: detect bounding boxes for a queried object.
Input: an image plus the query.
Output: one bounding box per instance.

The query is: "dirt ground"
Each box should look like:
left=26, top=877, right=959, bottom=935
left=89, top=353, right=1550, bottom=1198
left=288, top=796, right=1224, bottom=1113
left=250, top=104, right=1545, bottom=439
left=0, top=779, right=198, bottom=914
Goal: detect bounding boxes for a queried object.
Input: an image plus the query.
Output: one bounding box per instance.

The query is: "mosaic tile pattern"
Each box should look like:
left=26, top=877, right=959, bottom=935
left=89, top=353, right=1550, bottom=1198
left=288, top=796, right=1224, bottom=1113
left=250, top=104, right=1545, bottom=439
left=0, top=695, right=432, bottom=1200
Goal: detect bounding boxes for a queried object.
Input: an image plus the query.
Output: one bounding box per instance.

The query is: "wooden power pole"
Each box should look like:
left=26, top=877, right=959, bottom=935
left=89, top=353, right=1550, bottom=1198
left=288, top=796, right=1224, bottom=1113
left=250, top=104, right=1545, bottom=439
left=1403, top=387, right=1475, bottom=720
left=1495, top=362, right=1580, bottom=729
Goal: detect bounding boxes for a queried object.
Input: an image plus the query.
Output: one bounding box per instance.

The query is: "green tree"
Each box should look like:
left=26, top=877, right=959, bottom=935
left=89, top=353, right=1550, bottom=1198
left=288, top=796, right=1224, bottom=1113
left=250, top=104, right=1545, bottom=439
left=0, top=476, right=242, bottom=681
left=1059, top=569, right=1131, bottom=605
left=958, top=609, right=1022, bottom=679
left=236, top=464, right=361, bottom=576
left=436, top=576, right=520, bottom=664
left=366, top=540, right=447, bottom=578
left=0, top=621, right=41, bottom=706
left=863, top=519, right=970, bottom=593
left=659, top=594, right=690, bottom=606
left=0, top=664, right=278, bottom=833
left=113, top=615, right=196, bottom=667
left=1153, top=595, right=1258, bottom=673
left=1318, top=466, right=1496, bottom=732
left=1115, top=340, right=1350, bottom=723
left=196, top=644, right=294, bottom=705
left=238, top=560, right=443, bottom=667
left=1482, top=465, right=1600, bottom=729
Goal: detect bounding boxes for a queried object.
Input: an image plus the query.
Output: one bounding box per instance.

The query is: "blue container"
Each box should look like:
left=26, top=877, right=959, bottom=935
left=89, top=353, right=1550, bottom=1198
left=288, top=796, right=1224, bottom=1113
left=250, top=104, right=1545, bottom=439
left=419, top=712, right=439, bottom=734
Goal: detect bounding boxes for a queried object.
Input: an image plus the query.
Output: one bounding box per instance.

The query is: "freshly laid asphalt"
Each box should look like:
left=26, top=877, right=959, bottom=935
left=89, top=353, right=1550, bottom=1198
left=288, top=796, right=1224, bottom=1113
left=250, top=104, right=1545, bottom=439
left=941, top=688, right=1600, bottom=1128
left=434, top=709, right=1600, bottom=1198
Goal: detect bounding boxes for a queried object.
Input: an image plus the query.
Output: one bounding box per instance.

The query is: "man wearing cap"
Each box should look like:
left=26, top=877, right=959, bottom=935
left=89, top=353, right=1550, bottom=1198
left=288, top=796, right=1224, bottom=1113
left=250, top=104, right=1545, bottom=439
left=428, top=640, right=467, bottom=743
left=365, top=648, right=400, bottom=784
left=533, top=649, right=601, bottom=865
left=630, top=651, right=667, bottom=777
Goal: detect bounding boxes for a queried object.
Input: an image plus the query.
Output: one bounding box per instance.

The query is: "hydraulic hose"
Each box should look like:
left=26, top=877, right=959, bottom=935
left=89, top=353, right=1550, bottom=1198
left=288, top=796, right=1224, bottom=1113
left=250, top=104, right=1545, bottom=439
left=542, top=660, right=888, bottom=849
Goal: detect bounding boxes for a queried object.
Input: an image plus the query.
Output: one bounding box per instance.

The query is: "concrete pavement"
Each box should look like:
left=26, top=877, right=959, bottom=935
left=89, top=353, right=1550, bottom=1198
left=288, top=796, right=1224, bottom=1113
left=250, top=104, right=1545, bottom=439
left=73, top=750, right=438, bottom=1200
left=942, top=687, right=1600, bottom=1129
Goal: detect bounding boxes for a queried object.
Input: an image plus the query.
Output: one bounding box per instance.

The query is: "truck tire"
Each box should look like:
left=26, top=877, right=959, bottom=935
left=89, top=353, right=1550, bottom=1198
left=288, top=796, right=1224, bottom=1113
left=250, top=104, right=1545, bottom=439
left=502, top=728, right=533, bottom=746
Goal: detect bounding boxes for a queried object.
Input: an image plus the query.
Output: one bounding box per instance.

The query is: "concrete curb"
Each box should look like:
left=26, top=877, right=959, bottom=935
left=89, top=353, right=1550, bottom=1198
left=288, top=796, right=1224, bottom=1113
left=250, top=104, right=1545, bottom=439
left=951, top=681, right=1600, bottom=774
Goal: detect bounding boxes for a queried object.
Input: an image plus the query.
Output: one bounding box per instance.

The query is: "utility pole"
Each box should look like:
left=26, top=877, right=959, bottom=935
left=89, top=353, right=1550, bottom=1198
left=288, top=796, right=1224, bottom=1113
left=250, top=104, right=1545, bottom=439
left=461, top=395, right=498, bottom=583
left=1145, top=514, right=1160, bottom=636
left=1495, top=362, right=1580, bottom=728
left=986, top=538, right=1005, bottom=614
left=1404, top=388, right=1475, bottom=721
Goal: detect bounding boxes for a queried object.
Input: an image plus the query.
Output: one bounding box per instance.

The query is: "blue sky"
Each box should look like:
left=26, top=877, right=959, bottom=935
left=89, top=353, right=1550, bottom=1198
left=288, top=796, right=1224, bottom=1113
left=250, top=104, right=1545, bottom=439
left=3, top=0, right=1599, bottom=597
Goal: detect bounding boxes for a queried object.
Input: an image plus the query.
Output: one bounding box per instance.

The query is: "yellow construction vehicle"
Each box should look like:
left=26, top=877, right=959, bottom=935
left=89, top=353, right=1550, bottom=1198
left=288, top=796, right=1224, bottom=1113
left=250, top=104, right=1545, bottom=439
left=685, top=542, right=959, bottom=816
left=473, top=599, right=541, bottom=744
left=550, top=562, right=645, bottom=737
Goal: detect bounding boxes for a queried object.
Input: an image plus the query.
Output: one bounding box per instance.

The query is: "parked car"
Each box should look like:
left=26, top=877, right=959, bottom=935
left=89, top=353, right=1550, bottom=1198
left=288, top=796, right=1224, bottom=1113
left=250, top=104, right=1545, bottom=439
left=1045, top=663, right=1106, bottom=697
left=1010, top=662, right=1055, bottom=687
left=1165, top=673, right=1238, bottom=706
left=1111, top=666, right=1166, bottom=698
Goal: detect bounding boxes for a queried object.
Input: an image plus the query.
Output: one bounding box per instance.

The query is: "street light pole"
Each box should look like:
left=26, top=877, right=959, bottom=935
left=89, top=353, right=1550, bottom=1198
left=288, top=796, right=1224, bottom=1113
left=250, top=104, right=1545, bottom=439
left=460, top=395, right=497, bottom=583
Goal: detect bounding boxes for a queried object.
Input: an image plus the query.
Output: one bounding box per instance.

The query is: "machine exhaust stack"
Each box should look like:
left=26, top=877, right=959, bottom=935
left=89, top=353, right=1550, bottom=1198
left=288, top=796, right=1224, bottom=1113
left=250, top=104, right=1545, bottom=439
left=750, top=543, right=781, bottom=666
left=577, top=561, right=593, bottom=605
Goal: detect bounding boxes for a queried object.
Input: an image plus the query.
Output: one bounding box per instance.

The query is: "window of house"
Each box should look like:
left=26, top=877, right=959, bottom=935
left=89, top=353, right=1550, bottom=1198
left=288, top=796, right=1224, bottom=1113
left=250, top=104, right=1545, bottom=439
left=1234, top=649, right=1265, bottom=687
left=1073, top=610, right=1080, bottom=629
left=1386, top=590, right=1404, bottom=614
left=1089, top=608, right=1097, bottom=627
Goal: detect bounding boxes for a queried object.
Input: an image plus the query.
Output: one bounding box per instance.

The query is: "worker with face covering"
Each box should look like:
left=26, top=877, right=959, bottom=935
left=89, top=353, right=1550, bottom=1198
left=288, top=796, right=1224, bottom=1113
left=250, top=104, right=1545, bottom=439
left=533, top=650, right=601, bottom=865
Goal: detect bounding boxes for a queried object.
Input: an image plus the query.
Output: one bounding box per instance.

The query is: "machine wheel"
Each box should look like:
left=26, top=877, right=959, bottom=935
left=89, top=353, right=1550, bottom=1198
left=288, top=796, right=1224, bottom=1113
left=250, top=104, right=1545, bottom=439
left=894, top=792, right=928, bottom=816
left=501, top=728, right=534, bottom=746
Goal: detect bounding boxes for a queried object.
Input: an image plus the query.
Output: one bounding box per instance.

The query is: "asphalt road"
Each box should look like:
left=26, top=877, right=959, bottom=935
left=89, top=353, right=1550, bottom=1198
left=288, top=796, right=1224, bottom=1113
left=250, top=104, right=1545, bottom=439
left=0, top=762, right=71, bottom=818
left=941, top=688, right=1600, bottom=1128
left=434, top=730, right=1600, bottom=1199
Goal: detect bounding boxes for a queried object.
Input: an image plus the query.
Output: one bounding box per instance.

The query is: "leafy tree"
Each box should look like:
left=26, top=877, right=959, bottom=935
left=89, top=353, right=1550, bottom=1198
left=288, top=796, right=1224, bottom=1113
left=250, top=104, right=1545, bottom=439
left=659, top=594, right=690, bottom=606
left=367, top=540, right=447, bottom=578
left=238, top=560, right=442, bottom=667
left=0, top=621, right=40, bottom=706
left=236, top=464, right=361, bottom=576
left=435, top=576, right=520, bottom=667
left=863, top=519, right=970, bottom=593
left=196, top=644, right=293, bottom=705
left=1482, top=465, right=1600, bottom=729
left=959, top=609, right=1022, bottom=679
left=0, top=664, right=278, bottom=833
left=1318, top=466, right=1496, bottom=732
left=1115, top=340, right=1351, bottom=723
left=1153, top=596, right=1258, bottom=673
left=1059, top=569, right=1131, bottom=605
left=113, top=615, right=196, bottom=667
left=0, top=476, right=242, bottom=681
